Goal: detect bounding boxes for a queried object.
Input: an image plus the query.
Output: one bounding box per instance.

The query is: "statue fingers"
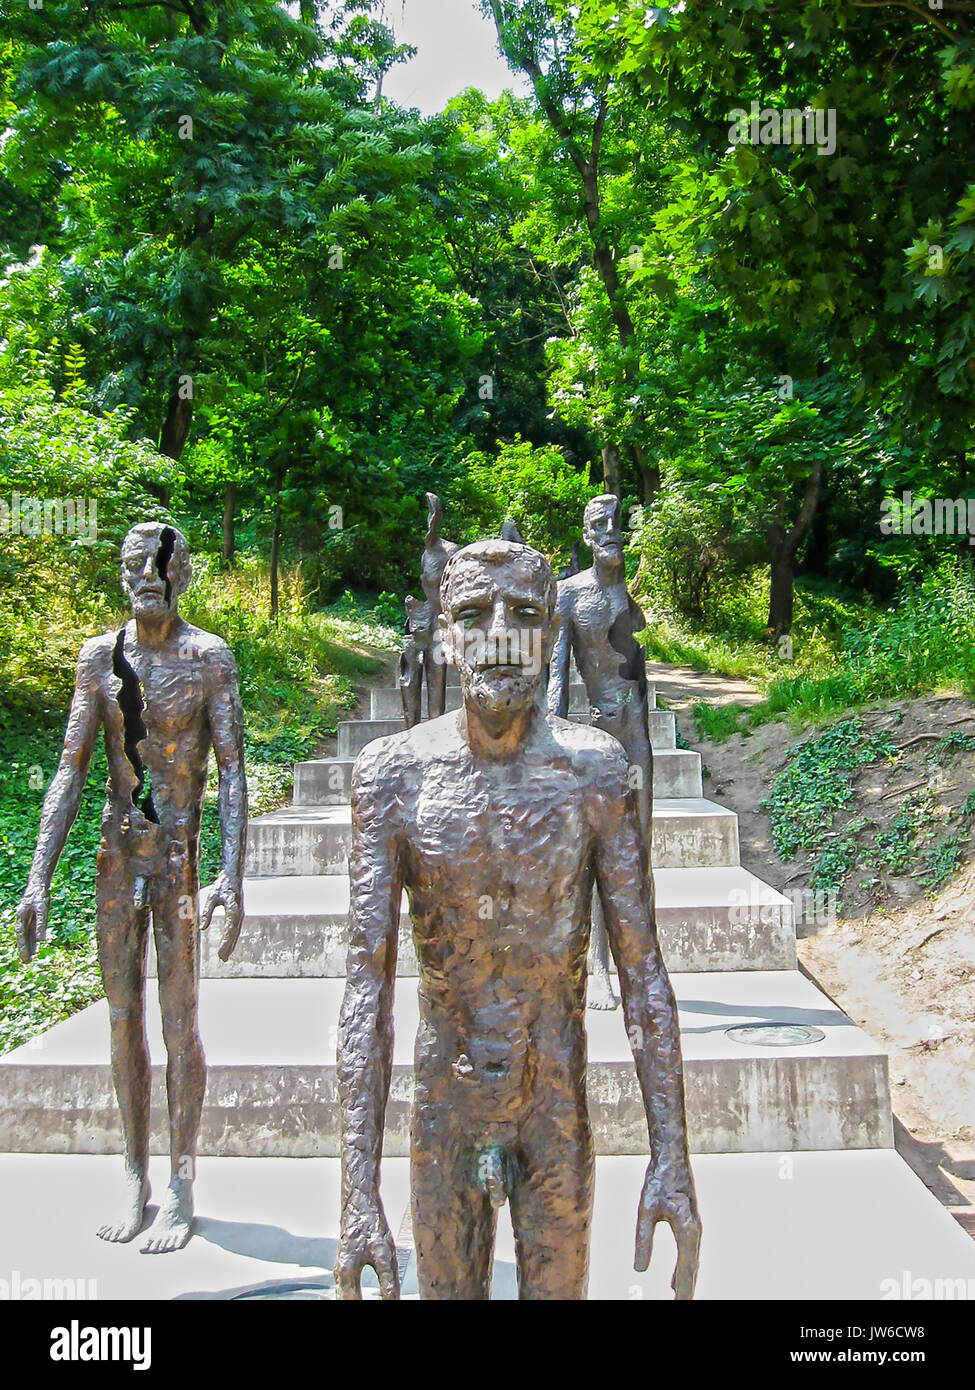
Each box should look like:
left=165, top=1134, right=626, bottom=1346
left=199, top=892, right=220, bottom=933
left=217, top=916, right=242, bottom=964
left=371, top=1236, right=401, bottom=1301
left=634, top=1198, right=661, bottom=1272
left=670, top=1209, right=702, bottom=1301
left=15, top=901, right=36, bottom=964
left=333, top=1251, right=364, bottom=1301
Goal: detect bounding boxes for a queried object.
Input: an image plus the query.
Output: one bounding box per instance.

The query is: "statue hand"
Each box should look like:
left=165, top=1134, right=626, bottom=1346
left=200, top=872, right=244, bottom=962
left=634, top=1154, right=701, bottom=1300
left=334, top=1196, right=400, bottom=1301
left=15, top=881, right=50, bottom=963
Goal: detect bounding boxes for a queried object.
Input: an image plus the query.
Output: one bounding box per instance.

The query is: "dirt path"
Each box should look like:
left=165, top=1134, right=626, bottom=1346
left=646, top=661, right=762, bottom=710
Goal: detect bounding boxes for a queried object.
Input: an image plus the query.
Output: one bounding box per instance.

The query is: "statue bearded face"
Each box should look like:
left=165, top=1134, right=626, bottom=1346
left=120, top=524, right=191, bottom=620
left=440, top=544, right=558, bottom=717
left=583, top=496, right=624, bottom=568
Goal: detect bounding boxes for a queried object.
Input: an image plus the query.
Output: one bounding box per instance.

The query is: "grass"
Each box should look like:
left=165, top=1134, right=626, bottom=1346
left=647, top=557, right=975, bottom=734
left=0, top=551, right=399, bottom=1055
left=681, top=559, right=975, bottom=740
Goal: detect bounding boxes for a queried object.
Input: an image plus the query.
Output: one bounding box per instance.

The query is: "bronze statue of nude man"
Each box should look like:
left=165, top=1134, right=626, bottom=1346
left=15, top=522, right=247, bottom=1253
left=548, top=494, right=653, bottom=1011
left=335, top=538, right=700, bottom=1301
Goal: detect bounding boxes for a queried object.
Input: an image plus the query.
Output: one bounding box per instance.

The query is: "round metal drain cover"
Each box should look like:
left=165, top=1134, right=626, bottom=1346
left=233, top=1282, right=334, bottom=1301
left=725, top=1023, right=826, bottom=1047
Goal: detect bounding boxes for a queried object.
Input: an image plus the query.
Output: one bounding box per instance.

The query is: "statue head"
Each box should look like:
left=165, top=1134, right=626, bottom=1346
left=583, top=494, right=624, bottom=568
left=439, top=540, right=558, bottom=716
left=120, top=522, right=192, bottom=620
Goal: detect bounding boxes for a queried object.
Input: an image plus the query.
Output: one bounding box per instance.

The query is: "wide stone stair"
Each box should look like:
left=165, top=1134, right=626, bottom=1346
left=2, top=663, right=973, bottom=1299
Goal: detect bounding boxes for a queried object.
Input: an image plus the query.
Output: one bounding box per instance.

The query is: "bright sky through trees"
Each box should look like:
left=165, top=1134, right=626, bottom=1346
left=382, top=0, right=529, bottom=114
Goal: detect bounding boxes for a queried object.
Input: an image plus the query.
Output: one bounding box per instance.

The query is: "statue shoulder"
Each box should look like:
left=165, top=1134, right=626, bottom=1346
left=557, top=568, right=600, bottom=609
left=180, top=625, right=238, bottom=673
left=548, top=715, right=629, bottom=780
left=77, top=632, right=116, bottom=683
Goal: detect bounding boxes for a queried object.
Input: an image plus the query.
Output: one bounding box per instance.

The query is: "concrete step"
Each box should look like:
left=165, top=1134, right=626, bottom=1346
left=2, top=1148, right=972, bottom=1300
left=0, top=971, right=891, bottom=1157
left=172, top=865, right=795, bottom=979
left=339, top=708, right=677, bottom=759
left=294, top=746, right=703, bottom=806
left=243, top=797, right=739, bottom=877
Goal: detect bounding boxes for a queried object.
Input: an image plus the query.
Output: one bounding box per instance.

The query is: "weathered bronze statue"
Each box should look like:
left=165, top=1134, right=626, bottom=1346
left=547, top=495, right=652, bottom=1011
left=399, top=493, right=458, bottom=728
left=15, top=522, right=247, bottom=1253
left=335, top=539, right=699, bottom=1300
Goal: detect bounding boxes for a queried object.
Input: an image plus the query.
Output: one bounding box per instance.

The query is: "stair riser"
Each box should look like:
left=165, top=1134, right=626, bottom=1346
left=243, top=812, right=739, bottom=878
left=294, top=751, right=703, bottom=806
left=151, top=903, right=796, bottom=979
left=340, top=710, right=677, bottom=759
left=0, top=1053, right=890, bottom=1157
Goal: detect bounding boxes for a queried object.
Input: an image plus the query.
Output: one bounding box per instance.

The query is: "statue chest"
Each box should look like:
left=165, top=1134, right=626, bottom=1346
left=409, top=764, right=589, bottom=892
left=104, top=658, right=206, bottom=746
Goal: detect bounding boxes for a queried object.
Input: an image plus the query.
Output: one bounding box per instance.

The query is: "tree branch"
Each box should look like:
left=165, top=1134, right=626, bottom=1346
left=850, top=0, right=964, bottom=40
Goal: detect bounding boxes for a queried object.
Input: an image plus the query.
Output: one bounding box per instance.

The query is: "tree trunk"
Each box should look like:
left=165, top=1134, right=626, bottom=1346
left=601, top=443, right=622, bottom=498
left=765, top=460, right=824, bottom=638
left=767, top=534, right=795, bottom=639
left=633, top=443, right=659, bottom=503
left=159, top=389, right=193, bottom=461
left=222, top=482, right=237, bottom=567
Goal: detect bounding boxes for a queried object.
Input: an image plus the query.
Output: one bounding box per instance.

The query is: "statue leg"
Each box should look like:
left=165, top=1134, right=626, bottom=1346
left=399, top=640, right=423, bottom=729
left=509, top=1099, right=594, bottom=1300
left=94, top=842, right=152, bottom=1243
left=588, top=889, right=619, bottom=1010
left=411, top=1102, right=497, bottom=1300
left=623, top=700, right=654, bottom=838
left=140, top=841, right=203, bottom=1253
left=427, top=633, right=448, bottom=720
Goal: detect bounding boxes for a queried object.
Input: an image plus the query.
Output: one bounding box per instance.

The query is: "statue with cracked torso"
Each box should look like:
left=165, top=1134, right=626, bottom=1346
left=15, top=522, right=247, bottom=1254
left=335, top=538, right=699, bottom=1300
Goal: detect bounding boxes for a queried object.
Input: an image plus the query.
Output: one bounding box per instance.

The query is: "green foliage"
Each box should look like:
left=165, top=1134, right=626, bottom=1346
left=920, top=835, right=966, bottom=892
left=691, top=702, right=748, bottom=745
left=459, top=437, right=598, bottom=566
left=0, top=365, right=177, bottom=710
left=762, top=719, right=897, bottom=898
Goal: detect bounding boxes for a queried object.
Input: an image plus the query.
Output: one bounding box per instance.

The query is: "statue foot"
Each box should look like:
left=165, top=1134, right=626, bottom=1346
left=587, top=972, right=619, bottom=1011
left=96, top=1171, right=151, bottom=1244
left=140, top=1181, right=193, bottom=1254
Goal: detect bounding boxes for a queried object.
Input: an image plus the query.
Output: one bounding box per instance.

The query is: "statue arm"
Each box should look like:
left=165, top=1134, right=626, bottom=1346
left=546, top=588, right=572, bottom=719
left=335, top=745, right=404, bottom=1298
left=591, top=751, right=701, bottom=1297
left=205, top=643, right=247, bottom=891
left=202, top=643, right=248, bottom=957
left=26, top=638, right=102, bottom=891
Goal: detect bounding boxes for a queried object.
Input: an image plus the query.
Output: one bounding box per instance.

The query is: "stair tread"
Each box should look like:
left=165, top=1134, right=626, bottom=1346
left=249, top=796, right=737, bottom=829
left=0, top=970, right=885, bottom=1068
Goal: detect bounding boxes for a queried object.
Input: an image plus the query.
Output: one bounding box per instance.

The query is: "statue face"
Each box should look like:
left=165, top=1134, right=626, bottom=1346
left=584, top=499, right=623, bottom=567
left=441, top=554, right=554, bottom=716
left=120, top=525, right=188, bottom=619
